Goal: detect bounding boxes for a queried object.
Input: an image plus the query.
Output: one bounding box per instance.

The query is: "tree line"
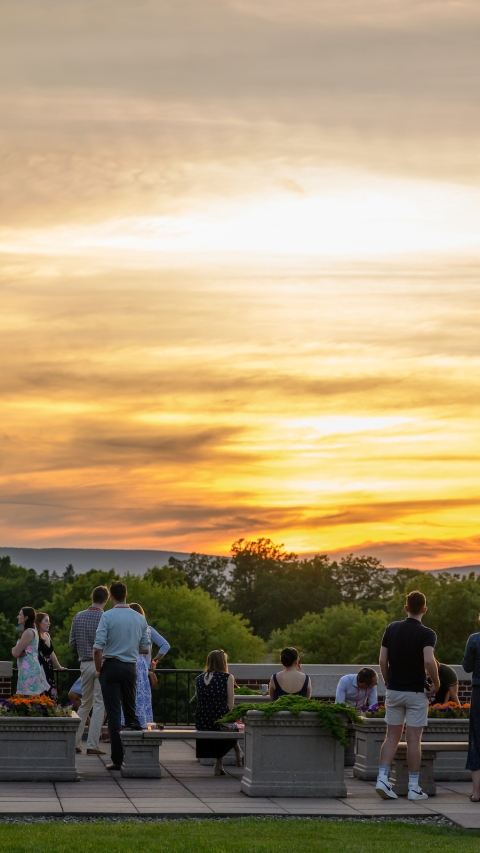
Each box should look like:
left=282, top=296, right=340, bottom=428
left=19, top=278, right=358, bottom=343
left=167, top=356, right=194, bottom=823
left=1, top=540, right=479, bottom=667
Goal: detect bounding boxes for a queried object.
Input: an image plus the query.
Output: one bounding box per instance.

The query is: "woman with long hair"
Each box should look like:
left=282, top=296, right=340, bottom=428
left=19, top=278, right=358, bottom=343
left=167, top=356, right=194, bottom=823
left=35, top=612, right=67, bottom=700
left=126, top=603, right=170, bottom=728
left=194, top=649, right=243, bottom=776
left=12, top=606, right=48, bottom=696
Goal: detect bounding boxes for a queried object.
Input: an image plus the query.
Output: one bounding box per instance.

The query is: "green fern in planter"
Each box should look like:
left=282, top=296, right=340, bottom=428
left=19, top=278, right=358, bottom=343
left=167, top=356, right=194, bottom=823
left=218, top=695, right=362, bottom=746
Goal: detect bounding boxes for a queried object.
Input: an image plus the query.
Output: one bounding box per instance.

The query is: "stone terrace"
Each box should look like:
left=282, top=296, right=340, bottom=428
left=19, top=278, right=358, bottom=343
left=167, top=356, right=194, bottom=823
left=0, top=737, right=480, bottom=830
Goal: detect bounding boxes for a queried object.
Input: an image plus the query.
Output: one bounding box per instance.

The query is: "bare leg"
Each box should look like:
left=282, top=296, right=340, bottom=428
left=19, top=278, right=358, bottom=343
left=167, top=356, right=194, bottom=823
left=471, top=769, right=480, bottom=800
left=214, top=758, right=225, bottom=775
left=405, top=725, right=423, bottom=772
left=379, top=723, right=404, bottom=769
left=233, top=741, right=244, bottom=766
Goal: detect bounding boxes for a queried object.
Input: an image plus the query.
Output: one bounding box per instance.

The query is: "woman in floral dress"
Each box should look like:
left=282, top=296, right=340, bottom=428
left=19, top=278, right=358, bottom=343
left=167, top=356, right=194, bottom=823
left=12, top=607, right=47, bottom=696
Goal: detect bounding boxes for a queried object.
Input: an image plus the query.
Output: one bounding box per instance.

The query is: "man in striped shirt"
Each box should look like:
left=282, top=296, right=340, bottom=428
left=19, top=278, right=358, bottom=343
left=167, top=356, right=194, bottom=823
left=69, top=585, right=109, bottom=754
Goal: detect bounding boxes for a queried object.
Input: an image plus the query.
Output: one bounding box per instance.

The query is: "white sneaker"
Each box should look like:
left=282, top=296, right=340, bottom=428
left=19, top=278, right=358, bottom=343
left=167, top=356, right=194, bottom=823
left=375, top=776, right=398, bottom=799
left=408, top=786, right=429, bottom=800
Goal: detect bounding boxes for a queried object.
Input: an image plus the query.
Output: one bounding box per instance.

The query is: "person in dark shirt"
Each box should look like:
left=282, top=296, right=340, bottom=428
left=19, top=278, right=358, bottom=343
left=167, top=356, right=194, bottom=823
left=462, top=628, right=480, bottom=801
left=376, top=590, right=439, bottom=802
left=433, top=662, right=459, bottom=705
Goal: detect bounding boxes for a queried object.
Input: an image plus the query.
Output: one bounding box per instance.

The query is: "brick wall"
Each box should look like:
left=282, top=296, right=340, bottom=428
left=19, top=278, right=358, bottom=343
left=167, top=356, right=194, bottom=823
left=458, top=679, right=472, bottom=703
left=0, top=675, right=12, bottom=697
left=0, top=663, right=13, bottom=696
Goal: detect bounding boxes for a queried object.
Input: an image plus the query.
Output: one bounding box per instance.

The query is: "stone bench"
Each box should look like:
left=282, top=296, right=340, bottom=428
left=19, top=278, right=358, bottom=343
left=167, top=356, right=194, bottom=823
left=391, top=741, right=468, bottom=796
left=120, top=728, right=244, bottom=778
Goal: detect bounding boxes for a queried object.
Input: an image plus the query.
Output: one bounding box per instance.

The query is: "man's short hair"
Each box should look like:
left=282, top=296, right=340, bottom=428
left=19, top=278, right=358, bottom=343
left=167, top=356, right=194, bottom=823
left=357, top=667, right=377, bottom=686
left=110, top=581, right=127, bottom=602
left=92, top=585, right=109, bottom=605
left=406, top=590, right=426, bottom=615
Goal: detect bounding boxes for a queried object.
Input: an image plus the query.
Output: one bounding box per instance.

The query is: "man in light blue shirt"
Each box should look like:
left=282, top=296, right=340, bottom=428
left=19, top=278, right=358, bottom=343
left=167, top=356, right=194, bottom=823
left=93, top=581, right=151, bottom=769
left=335, top=668, right=379, bottom=710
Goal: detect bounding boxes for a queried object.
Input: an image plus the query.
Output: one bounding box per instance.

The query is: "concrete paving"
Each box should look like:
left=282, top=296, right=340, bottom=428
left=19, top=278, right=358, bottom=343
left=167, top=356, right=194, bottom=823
left=0, top=738, right=479, bottom=829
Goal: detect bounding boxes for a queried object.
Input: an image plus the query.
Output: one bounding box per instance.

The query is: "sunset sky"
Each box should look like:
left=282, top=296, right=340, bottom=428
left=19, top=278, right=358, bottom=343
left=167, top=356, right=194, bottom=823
left=1, top=0, right=480, bottom=569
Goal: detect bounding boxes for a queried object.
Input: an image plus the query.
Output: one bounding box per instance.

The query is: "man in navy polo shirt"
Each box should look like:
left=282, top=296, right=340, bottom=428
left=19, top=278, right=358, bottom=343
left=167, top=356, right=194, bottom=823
left=376, top=590, right=440, bottom=801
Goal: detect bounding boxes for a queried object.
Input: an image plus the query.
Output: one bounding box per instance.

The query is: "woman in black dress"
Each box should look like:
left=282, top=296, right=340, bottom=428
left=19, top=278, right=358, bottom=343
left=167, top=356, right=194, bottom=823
left=35, top=612, right=67, bottom=701
left=195, top=649, right=243, bottom=775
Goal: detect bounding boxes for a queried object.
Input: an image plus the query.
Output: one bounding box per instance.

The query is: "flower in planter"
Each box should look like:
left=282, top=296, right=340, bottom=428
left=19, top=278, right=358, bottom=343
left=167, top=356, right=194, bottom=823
left=364, top=701, right=471, bottom=720
left=0, top=695, right=73, bottom=718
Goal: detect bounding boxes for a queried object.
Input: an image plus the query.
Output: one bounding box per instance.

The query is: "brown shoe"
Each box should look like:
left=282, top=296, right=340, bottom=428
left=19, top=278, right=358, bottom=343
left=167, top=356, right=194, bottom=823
left=106, top=763, right=122, bottom=771
left=86, top=748, right=107, bottom=755
left=76, top=747, right=82, bottom=754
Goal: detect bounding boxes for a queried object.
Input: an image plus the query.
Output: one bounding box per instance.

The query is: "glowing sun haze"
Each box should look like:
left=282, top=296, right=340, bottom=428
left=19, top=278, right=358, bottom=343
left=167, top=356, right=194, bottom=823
left=1, top=0, right=480, bottom=569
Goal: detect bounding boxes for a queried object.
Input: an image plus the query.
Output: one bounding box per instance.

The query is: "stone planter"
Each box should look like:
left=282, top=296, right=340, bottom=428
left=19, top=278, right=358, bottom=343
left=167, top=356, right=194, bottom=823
left=422, top=718, right=469, bottom=781
left=120, top=730, right=164, bottom=778
left=0, top=716, right=80, bottom=781
left=344, top=722, right=356, bottom=766
left=353, top=719, right=386, bottom=780
left=353, top=717, right=469, bottom=782
left=240, top=710, right=347, bottom=798
left=234, top=695, right=270, bottom=705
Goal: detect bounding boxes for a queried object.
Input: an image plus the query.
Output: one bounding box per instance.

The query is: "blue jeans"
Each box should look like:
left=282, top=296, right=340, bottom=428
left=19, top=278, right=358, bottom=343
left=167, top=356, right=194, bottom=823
left=99, top=658, right=141, bottom=765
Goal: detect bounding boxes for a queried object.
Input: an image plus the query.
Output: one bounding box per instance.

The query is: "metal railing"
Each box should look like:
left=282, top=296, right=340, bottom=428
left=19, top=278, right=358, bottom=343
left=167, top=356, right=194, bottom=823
left=14, top=666, right=202, bottom=726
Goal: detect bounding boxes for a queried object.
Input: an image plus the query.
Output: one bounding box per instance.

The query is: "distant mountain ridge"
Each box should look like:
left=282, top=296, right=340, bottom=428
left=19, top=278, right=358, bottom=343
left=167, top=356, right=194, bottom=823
left=387, top=565, right=480, bottom=577
left=0, top=547, right=192, bottom=576
left=1, top=547, right=479, bottom=578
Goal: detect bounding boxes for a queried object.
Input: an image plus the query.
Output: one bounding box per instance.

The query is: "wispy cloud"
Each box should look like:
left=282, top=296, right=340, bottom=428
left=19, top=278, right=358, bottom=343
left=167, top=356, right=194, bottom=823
left=1, top=1, right=480, bottom=564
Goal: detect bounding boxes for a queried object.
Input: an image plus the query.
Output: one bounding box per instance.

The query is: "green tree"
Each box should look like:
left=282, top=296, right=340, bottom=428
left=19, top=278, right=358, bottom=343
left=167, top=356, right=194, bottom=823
left=269, top=603, right=388, bottom=664
left=0, top=613, right=17, bottom=661
left=333, top=554, right=393, bottom=607
left=167, top=554, right=230, bottom=605
left=0, top=556, right=54, bottom=625
left=387, top=571, right=480, bottom=663
left=227, top=539, right=342, bottom=639
left=47, top=571, right=264, bottom=670
left=41, top=568, right=119, bottom=633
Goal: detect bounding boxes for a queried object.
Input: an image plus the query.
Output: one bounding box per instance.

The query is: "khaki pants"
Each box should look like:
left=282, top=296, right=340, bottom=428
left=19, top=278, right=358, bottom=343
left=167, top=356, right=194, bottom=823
left=75, top=660, right=105, bottom=750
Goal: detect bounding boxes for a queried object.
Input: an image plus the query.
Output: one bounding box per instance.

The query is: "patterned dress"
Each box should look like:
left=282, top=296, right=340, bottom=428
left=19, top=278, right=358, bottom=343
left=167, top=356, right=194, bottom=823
left=16, top=628, right=46, bottom=696
left=194, top=670, right=237, bottom=759
left=121, top=627, right=153, bottom=728
left=38, top=635, right=58, bottom=700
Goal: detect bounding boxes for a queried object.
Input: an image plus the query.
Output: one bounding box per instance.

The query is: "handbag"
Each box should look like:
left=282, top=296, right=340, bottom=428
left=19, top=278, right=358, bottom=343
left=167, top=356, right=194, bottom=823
left=148, top=669, right=158, bottom=690
left=219, top=723, right=240, bottom=732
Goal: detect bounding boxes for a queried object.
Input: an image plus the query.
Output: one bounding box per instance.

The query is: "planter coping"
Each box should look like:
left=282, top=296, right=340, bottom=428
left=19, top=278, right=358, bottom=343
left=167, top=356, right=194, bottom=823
left=0, top=716, right=79, bottom=725
left=245, top=710, right=320, bottom=717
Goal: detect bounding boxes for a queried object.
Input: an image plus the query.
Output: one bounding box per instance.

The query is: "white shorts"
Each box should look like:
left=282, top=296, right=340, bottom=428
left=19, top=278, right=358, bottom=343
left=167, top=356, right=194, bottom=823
left=385, top=689, right=429, bottom=728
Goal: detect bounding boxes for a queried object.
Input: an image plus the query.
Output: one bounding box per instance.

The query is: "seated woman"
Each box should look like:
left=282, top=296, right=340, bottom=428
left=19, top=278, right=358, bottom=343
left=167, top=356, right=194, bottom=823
left=335, top=667, right=378, bottom=710
left=195, top=649, right=244, bottom=775
left=269, top=647, right=312, bottom=700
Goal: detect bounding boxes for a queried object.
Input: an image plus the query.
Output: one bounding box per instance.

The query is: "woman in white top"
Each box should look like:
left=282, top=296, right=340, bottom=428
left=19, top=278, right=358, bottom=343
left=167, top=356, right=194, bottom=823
left=335, top=667, right=379, bottom=710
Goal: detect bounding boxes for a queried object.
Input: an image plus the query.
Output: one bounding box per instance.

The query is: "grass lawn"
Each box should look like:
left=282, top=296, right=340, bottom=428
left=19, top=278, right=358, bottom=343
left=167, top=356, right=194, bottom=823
left=0, top=819, right=479, bottom=852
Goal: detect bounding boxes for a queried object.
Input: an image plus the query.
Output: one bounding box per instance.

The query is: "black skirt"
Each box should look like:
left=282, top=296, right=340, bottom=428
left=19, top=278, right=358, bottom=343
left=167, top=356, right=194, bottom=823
left=466, top=685, right=480, bottom=771
left=196, top=738, right=237, bottom=760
